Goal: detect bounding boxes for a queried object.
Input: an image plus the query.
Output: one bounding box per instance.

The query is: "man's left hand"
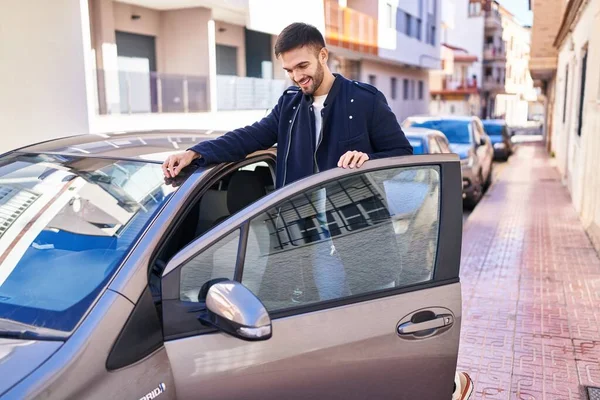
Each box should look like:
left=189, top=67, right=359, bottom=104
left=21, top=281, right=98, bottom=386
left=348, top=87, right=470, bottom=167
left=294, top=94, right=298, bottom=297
left=338, top=151, right=370, bottom=169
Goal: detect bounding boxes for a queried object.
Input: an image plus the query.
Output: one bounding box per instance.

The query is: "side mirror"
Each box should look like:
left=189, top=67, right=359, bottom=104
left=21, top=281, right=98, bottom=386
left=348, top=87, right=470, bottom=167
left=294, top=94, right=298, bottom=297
left=199, top=280, right=272, bottom=341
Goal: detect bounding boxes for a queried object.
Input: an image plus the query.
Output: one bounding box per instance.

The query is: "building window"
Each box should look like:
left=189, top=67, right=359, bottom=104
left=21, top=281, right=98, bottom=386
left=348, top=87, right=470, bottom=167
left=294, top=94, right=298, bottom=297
left=416, top=18, right=422, bottom=40
left=391, top=77, right=397, bottom=100
left=430, top=26, right=436, bottom=46
left=403, top=78, right=409, bottom=100
left=368, top=74, right=377, bottom=87
left=577, top=48, right=588, bottom=137
left=411, top=80, right=416, bottom=99
left=405, top=13, right=412, bottom=36
left=418, top=80, right=424, bottom=100
left=468, top=1, right=481, bottom=17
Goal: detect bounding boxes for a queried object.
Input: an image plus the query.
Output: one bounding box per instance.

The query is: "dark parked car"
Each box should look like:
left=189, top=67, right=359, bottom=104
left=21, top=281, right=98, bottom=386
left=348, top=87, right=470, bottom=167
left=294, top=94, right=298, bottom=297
left=403, top=116, right=494, bottom=209
left=482, top=119, right=514, bottom=161
left=0, top=131, right=464, bottom=399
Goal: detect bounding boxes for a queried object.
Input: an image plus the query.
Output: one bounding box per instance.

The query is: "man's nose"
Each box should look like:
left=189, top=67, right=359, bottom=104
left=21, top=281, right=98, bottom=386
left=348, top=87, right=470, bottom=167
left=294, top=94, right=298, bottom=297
left=293, top=70, right=303, bottom=82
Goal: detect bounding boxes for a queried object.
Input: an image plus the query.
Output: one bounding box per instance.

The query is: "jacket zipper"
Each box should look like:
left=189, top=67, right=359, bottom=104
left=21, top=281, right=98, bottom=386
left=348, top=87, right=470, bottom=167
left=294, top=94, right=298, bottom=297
left=314, top=123, right=323, bottom=173
left=282, top=104, right=301, bottom=186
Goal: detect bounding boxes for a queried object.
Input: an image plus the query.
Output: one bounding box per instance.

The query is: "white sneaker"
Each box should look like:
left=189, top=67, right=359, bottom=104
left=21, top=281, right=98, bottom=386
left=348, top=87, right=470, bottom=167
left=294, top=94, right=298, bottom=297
left=452, top=372, right=473, bottom=400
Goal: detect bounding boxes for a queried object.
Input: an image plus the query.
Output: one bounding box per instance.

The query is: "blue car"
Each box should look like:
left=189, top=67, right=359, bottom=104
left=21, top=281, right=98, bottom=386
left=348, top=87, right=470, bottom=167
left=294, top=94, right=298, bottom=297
left=482, top=119, right=514, bottom=161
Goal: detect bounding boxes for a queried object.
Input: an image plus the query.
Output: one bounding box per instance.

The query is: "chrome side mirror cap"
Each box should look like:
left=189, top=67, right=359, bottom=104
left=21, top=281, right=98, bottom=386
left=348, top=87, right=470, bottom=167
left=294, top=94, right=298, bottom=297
left=201, top=280, right=272, bottom=341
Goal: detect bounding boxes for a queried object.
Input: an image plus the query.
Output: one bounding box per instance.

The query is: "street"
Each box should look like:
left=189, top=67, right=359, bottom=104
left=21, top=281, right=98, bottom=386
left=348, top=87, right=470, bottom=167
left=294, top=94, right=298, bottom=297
left=457, top=140, right=600, bottom=399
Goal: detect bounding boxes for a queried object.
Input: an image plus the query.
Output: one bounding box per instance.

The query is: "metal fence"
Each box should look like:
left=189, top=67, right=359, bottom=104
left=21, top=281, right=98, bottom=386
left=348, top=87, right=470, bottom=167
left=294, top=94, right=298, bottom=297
left=216, top=75, right=286, bottom=111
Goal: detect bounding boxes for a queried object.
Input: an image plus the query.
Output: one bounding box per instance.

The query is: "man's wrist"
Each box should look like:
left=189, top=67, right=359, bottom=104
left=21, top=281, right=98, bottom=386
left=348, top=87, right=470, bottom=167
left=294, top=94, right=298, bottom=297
left=186, top=149, right=201, bottom=160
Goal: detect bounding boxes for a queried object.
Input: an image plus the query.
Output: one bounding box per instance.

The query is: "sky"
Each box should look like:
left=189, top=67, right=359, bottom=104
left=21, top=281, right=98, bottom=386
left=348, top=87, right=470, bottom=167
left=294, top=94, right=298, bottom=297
left=498, top=0, right=534, bottom=26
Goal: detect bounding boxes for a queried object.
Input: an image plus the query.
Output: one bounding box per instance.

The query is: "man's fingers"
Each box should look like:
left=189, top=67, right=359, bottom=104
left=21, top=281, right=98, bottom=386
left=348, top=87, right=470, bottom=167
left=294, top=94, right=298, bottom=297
left=168, top=156, right=178, bottom=178
left=356, top=153, right=369, bottom=168
left=338, top=151, right=349, bottom=167
left=162, top=158, right=170, bottom=178
left=343, top=151, right=356, bottom=168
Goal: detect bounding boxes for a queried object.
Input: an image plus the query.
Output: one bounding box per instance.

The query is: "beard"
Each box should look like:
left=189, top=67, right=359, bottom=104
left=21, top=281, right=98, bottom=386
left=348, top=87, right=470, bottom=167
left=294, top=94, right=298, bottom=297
left=297, top=63, right=325, bottom=96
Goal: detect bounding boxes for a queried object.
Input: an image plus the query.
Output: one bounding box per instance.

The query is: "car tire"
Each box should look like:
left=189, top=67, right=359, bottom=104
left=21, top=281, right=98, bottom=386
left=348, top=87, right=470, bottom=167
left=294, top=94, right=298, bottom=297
left=464, top=173, right=483, bottom=210
left=484, top=164, right=493, bottom=190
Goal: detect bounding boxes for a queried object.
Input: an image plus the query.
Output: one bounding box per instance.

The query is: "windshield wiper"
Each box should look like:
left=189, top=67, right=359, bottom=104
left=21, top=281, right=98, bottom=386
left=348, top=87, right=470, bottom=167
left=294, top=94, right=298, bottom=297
left=0, top=318, right=68, bottom=341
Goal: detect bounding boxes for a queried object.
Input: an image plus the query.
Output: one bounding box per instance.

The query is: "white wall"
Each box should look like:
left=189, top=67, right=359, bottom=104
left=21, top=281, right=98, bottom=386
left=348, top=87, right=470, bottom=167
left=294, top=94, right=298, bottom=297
left=378, top=0, right=442, bottom=69
left=552, top=0, right=600, bottom=248
left=360, top=60, right=429, bottom=122
left=0, top=0, right=94, bottom=152
left=247, top=0, right=325, bottom=36
left=446, top=0, right=484, bottom=87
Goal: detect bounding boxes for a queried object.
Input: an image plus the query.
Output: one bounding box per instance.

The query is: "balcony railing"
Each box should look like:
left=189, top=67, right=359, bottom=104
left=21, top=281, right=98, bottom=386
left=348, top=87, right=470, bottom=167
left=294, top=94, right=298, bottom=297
left=216, top=75, right=286, bottom=111
left=483, top=76, right=504, bottom=90
left=431, top=77, right=479, bottom=95
left=483, top=44, right=506, bottom=60
left=484, top=9, right=502, bottom=29
left=94, top=69, right=209, bottom=115
left=324, top=0, right=378, bottom=56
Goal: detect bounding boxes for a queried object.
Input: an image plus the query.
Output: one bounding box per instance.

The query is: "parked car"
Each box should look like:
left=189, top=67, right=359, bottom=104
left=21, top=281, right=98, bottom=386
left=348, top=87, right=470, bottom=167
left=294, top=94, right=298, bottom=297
left=0, top=131, right=464, bottom=399
left=403, top=116, right=494, bottom=209
left=404, top=127, right=453, bottom=155
left=482, top=119, right=514, bottom=161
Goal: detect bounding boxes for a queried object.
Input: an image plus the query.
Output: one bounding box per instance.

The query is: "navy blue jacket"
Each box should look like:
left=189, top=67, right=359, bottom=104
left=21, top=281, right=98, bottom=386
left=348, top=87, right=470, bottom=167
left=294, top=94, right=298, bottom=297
left=190, top=74, right=413, bottom=188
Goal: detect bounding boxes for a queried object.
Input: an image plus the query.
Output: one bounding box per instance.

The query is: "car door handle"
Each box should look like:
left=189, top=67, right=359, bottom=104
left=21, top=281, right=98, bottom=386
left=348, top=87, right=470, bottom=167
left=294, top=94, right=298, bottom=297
left=397, top=314, right=454, bottom=335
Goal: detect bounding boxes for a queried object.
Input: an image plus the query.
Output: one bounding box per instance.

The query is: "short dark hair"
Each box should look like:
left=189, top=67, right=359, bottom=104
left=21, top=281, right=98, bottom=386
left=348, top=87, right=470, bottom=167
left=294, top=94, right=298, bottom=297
left=274, top=23, right=326, bottom=57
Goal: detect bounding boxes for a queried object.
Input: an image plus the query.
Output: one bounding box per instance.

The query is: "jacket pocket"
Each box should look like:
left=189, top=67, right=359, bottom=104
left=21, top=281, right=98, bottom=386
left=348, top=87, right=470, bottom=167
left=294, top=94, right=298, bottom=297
left=338, top=133, right=367, bottom=151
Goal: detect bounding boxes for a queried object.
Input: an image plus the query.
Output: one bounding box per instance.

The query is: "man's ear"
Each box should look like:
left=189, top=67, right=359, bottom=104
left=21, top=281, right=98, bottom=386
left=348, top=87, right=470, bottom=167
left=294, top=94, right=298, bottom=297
left=320, top=47, right=329, bottom=65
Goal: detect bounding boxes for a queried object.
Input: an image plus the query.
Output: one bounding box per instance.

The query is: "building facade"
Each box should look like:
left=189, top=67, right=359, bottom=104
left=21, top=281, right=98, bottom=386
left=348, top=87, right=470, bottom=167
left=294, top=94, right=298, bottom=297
left=550, top=0, right=600, bottom=252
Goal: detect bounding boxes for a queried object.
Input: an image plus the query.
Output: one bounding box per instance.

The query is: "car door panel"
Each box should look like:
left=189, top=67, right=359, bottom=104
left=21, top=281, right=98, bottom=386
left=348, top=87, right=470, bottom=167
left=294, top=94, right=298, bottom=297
left=161, top=155, right=463, bottom=399
left=165, top=283, right=460, bottom=400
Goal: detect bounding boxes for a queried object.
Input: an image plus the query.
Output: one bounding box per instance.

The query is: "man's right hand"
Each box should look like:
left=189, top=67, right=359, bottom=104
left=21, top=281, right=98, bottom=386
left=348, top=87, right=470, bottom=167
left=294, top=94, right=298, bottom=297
left=162, top=150, right=200, bottom=178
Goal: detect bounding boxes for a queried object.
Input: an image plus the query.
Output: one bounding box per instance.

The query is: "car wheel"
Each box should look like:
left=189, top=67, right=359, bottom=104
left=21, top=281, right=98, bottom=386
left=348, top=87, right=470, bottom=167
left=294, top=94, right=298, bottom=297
left=484, top=164, right=493, bottom=190
left=464, top=173, right=483, bottom=210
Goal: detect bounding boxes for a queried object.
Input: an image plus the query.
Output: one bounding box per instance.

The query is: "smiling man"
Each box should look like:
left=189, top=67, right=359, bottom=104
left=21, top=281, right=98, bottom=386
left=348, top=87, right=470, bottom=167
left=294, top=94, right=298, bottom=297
left=162, top=22, right=412, bottom=187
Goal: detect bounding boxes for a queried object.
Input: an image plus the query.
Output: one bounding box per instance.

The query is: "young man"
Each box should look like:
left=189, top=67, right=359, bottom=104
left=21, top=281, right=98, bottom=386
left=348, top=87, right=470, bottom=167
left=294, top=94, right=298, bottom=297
left=162, top=22, right=412, bottom=184
left=162, top=22, right=472, bottom=400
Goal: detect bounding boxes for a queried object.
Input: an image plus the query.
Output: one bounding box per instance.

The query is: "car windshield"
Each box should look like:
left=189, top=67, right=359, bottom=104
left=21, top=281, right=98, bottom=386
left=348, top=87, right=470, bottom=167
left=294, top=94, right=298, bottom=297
left=482, top=122, right=505, bottom=136
left=407, top=137, right=426, bottom=155
left=0, top=153, right=177, bottom=332
left=408, top=120, right=471, bottom=144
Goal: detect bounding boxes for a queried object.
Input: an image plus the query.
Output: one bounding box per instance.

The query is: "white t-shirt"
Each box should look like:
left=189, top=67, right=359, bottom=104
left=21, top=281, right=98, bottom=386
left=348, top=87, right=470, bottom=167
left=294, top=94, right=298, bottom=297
left=312, top=94, right=327, bottom=145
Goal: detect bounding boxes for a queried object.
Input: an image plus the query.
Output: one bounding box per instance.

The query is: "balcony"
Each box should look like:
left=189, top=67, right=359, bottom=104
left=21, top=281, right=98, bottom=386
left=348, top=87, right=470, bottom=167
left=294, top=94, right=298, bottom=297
left=216, top=75, right=286, bottom=111
left=95, top=69, right=209, bottom=115
left=483, top=75, right=504, bottom=91
left=324, top=0, right=378, bottom=56
left=485, top=9, right=502, bottom=30
left=431, top=77, right=479, bottom=96
left=483, top=44, right=506, bottom=61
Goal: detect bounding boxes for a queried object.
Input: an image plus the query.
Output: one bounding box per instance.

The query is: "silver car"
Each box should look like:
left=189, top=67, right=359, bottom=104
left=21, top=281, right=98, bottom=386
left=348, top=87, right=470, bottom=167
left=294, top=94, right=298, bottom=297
left=403, top=116, right=495, bottom=209
left=0, top=131, right=463, bottom=400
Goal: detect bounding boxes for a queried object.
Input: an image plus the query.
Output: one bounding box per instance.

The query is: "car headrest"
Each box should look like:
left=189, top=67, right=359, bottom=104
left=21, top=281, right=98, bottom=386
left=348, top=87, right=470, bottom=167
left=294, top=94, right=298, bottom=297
left=227, top=170, right=267, bottom=215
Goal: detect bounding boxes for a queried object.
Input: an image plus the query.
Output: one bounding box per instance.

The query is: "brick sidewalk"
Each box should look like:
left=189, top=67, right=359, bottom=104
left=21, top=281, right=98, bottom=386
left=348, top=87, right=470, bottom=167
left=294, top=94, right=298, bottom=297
left=457, top=142, right=600, bottom=399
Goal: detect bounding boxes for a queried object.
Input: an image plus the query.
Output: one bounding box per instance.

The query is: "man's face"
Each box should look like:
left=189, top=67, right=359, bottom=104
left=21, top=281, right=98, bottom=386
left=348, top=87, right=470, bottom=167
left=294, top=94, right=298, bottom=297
left=281, top=46, right=326, bottom=96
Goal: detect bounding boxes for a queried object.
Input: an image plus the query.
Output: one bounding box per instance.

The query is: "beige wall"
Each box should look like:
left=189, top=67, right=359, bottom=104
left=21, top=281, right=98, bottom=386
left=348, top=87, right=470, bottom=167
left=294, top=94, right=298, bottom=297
left=160, top=8, right=212, bottom=76
left=113, top=2, right=160, bottom=37
left=347, top=0, right=378, bottom=18
left=360, top=59, right=429, bottom=122
left=215, top=21, right=246, bottom=76
left=529, top=0, right=565, bottom=78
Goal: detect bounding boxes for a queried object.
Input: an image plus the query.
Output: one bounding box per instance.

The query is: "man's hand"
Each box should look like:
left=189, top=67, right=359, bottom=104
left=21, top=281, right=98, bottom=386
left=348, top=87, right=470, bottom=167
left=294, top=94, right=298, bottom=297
left=338, top=151, right=369, bottom=169
left=162, top=150, right=199, bottom=178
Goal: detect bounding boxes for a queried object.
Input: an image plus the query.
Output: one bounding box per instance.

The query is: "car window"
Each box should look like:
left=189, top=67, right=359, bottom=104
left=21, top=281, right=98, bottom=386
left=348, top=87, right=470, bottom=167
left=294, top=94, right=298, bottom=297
left=0, top=154, right=176, bottom=332
left=482, top=122, right=505, bottom=137
left=408, top=120, right=471, bottom=144
left=240, top=166, right=441, bottom=312
left=407, top=137, right=426, bottom=155
left=179, top=229, right=240, bottom=302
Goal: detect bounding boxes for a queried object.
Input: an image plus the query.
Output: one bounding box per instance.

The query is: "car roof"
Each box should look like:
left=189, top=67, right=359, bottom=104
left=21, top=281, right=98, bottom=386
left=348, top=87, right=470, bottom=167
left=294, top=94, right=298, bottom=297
left=405, top=115, right=475, bottom=123
left=403, top=127, right=447, bottom=140
left=17, top=130, right=229, bottom=163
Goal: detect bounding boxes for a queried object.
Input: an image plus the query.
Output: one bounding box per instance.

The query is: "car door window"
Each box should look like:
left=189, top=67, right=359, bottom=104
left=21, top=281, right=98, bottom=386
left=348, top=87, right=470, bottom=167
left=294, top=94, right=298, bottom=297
left=179, top=229, right=240, bottom=302
left=240, top=166, right=440, bottom=312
